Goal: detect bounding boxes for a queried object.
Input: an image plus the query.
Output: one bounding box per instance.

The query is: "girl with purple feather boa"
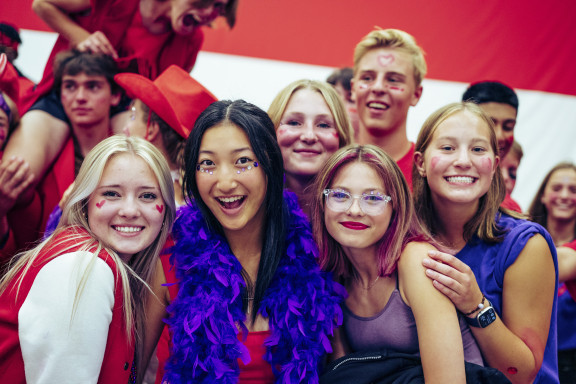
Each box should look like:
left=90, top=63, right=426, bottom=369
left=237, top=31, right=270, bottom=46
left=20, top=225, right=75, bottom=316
left=160, top=99, right=344, bottom=383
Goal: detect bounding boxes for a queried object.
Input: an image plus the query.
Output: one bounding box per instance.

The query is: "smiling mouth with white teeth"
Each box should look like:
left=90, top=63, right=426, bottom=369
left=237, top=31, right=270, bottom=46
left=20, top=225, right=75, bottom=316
left=113, top=226, right=144, bottom=233
left=217, top=196, right=245, bottom=209
left=367, top=102, right=390, bottom=110
left=446, top=176, right=476, bottom=184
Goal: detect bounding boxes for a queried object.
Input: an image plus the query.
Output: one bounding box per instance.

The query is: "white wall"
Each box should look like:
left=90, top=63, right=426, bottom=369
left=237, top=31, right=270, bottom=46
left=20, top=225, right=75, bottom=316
left=15, top=30, right=576, bottom=211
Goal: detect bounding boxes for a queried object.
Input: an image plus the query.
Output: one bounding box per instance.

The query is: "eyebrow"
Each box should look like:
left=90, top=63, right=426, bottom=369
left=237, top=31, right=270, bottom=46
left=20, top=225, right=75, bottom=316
left=199, top=147, right=253, bottom=155
left=436, top=135, right=490, bottom=143
left=97, top=184, right=158, bottom=190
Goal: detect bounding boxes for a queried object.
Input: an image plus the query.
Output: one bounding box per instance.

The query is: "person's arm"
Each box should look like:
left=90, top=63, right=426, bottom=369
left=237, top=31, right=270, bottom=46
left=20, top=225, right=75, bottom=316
left=19, top=251, right=115, bottom=383
left=423, top=235, right=555, bottom=383
left=399, top=242, right=466, bottom=384
left=138, top=259, right=170, bottom=383
left=32, top=0, right=118, bottom=58
left=0, top=156, right=34, bottom=239
left=558, top=246, right=576, bottom=283
left=3, top=111, right=69, bottom=204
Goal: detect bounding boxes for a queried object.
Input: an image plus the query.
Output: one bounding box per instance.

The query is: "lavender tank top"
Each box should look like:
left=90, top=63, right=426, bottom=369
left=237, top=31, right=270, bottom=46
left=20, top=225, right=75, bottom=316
left=343, top=289, right=484, bottom=366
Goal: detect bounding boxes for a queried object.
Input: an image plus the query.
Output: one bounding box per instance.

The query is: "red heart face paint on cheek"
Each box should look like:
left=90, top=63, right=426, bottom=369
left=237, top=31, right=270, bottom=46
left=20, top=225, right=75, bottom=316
left=156, top=204, right=164, bottom=213
left=377, top=54, right=395, bottom=67
left=96, top=200, right=105, bottom=209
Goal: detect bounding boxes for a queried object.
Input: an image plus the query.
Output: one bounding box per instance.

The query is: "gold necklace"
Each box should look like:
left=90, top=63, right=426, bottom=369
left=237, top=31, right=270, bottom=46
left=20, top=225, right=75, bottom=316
left=361, top=275, right=380, bottom=290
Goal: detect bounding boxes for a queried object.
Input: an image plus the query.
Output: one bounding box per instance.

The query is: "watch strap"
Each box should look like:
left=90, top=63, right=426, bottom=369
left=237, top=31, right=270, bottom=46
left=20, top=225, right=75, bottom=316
left=465, top=301, right=497, bottom=328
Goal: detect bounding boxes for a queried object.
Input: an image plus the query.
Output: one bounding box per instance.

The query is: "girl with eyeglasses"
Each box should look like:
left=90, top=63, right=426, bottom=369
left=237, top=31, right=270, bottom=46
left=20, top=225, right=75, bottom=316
left=310, top=144, right=488, bottom=383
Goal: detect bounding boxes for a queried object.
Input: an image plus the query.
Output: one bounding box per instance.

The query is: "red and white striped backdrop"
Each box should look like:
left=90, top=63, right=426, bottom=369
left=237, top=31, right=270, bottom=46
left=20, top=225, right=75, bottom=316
left=2, top=0, right=576, bottom=209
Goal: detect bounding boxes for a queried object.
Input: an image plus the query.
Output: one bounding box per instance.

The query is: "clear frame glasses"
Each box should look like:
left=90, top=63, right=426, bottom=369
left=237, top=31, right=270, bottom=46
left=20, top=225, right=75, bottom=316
left=323, top=188, right=391, bottom=215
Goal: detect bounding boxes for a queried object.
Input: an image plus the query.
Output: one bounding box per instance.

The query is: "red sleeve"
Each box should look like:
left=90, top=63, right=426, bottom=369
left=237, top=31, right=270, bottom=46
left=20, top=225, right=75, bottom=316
left=500, top=193, right=523, bottom=213
left=564, top=239, right=576, bottom=301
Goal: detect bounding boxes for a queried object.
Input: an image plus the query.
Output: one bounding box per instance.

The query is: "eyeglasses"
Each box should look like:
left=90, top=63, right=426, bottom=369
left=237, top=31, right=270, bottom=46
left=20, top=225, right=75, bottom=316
left=323, top=189, right=391, bottom=215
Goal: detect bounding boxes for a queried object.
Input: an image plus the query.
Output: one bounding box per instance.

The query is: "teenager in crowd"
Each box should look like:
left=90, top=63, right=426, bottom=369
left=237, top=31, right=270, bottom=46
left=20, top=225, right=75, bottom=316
left=0, top=135, right=176, bottom=383
left=528, top=162, right=576, bottom=383
left=268, top=79, right=353, bottom=216
left=149, top=99, right=343, bottom=383
left=351, top=28, right=426, bottom=187
left=413, top=101, right=558, bottom=383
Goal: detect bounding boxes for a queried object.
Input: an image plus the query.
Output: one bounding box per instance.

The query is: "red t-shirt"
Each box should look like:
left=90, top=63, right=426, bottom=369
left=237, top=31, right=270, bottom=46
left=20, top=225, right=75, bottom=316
left=564, top=239, right=576, bottom=301
left=396, top=142, right=414, bottom=190
left=501, top=193, right=523, bottom=213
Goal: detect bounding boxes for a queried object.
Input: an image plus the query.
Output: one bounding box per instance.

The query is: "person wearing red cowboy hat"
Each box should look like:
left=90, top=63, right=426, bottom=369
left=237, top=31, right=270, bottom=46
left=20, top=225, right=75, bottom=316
left=115, top=65, right=217, bottom=207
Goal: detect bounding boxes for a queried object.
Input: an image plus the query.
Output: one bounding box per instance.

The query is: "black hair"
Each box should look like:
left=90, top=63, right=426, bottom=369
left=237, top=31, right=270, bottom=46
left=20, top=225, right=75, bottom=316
left=0, top=22, right=21, bottom=44
left=140, top=102, right=185, bottom=169
left=53, top=49, right=120, bottom=96
left=182, top=99, right=286, bottom=322
left=326, top=67, right=354, bottom=92
left=462, top=81, right=519, bottom=111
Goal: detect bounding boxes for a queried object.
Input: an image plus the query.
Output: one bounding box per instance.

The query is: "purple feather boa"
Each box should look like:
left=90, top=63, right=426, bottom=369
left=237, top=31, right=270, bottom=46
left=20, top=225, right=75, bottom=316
left=163, top=191, right=345, bottom=383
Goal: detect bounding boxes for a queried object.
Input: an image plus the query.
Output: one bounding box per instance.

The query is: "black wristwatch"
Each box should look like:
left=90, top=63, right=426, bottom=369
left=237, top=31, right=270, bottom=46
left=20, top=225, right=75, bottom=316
left=465, top=301, right=497, bottom=328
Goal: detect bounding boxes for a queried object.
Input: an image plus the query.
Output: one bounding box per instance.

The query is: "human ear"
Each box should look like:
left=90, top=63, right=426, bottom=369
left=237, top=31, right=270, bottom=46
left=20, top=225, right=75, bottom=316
left=414, top=151, right=426, bottom=177
left=147, top=121, right=161, bottom=142
left=411, top=85, right=423, bottom=107
left=110, top=91, right=121, bottom=107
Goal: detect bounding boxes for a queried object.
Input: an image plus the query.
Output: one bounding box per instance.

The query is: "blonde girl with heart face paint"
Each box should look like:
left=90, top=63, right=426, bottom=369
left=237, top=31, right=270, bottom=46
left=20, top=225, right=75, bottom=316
left=0, top=136, right=176, bottom=383
left=268, top=79, right=354, bottom=216
left=413, top=101, right=558, bottom=383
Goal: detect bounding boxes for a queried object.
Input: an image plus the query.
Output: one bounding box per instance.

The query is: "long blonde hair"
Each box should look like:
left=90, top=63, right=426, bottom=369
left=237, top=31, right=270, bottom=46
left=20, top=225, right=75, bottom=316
left=0, top=135, right=176, bottom=374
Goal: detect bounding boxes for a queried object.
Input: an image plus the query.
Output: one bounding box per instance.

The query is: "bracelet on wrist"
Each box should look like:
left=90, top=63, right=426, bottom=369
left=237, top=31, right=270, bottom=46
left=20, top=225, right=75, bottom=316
left=463, top=294, right=486, bottom=317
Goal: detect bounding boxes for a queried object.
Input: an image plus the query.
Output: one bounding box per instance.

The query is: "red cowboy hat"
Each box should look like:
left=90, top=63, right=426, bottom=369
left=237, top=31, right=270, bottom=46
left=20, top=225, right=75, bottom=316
left=114, top=65, right=217, bottom=138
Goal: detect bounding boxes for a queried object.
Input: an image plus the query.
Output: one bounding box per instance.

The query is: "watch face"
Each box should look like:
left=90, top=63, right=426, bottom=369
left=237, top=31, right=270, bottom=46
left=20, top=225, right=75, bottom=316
left=478, top=307, right=497, bottom=328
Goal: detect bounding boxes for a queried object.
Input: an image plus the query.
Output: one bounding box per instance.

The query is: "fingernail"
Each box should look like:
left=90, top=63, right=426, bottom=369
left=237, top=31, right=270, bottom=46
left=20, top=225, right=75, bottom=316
left=422, top=258, right=431, bottom=266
